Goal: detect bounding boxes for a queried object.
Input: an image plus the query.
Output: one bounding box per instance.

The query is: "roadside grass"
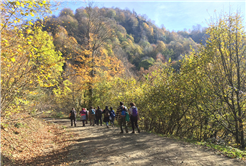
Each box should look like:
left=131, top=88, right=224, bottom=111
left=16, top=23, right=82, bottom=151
left=195, top=141, right=246, bottom=159
left=153, top=132, right=246, bottom=160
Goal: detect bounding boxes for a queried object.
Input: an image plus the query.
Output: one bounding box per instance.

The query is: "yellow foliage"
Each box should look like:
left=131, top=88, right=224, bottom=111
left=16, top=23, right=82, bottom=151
left=1, top=26, right=63, bottom=116
left=143, top=22, right=149, bottom=29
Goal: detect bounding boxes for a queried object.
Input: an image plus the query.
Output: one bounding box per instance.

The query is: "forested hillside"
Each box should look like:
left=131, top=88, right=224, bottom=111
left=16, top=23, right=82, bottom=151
left=43, top=5, right=204, bottom=73
left=43, top=6, right=246, bottom=150
left=2, top=1, right=246, bottom=161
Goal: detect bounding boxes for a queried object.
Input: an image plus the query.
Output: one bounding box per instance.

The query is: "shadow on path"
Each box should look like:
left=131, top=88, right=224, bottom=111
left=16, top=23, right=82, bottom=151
left=50, top=118, right=246, bottom=166
left=16, top=118, right=245, bottom=166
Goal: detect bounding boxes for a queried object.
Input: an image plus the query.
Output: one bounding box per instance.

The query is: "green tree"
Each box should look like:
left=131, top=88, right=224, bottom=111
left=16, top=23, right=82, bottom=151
left=189, top=12, right=246, bottom=148
left=139, top=57, right=155, bottom=70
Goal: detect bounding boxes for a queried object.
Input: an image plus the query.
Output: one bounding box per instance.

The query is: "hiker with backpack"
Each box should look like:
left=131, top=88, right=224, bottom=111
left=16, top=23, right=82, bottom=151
left=69, top=108, right=76, bottom=127
left=129, top=103, right=140, bottom=133
left=95, top=106, right=102, bottom=126
left=80, top=108, right=87, bottom=126
left=109, top=107, right=116, bottom=127
left=89, top=106, right=95, bottom=126
left=116, top=102, right=128, bottom=133
left=102, top=106, right=110, bottom=128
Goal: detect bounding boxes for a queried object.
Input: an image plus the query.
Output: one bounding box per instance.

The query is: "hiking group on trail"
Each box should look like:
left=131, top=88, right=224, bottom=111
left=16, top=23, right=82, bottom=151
left=69, top=102, right=140, bottom=133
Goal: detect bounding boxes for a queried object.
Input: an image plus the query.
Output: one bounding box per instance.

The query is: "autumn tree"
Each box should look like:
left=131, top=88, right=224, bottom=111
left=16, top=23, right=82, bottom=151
left=2, top=26, right=63, bottom=116
left=1, top=0, right=63, bottom=117
left=72, top=3, right=121, bottom=107
left=196, top=12, right=246, bottom=148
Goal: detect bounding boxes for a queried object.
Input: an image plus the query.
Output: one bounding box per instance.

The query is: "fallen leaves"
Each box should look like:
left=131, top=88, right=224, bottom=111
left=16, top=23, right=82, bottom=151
left=1, top=114, right=76, bottom=165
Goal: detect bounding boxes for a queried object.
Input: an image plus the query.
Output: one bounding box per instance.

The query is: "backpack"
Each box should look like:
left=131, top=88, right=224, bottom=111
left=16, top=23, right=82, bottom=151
left=96, top=109, right=102, bottom=117
left=110, top=110, right=115, bottom=117
left=70, top=110, right=76, bottom=118
left=132, top=107, right=138, bottom=117
left=90, top=109, right=95, bottom=115
left=120, top=106, right=126, bottom=117
left=104, top=109, right=110, bottom=117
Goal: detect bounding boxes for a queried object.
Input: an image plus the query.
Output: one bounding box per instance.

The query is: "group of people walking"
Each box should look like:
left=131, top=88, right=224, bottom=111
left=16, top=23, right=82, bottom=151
left=87, top=106, right=115, bottom=127
left=69, top=102, right=140, bottom=134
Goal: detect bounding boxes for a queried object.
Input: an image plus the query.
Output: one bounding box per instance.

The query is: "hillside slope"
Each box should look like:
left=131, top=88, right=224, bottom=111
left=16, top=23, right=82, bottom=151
left=43, top=6, right=203, bottom=73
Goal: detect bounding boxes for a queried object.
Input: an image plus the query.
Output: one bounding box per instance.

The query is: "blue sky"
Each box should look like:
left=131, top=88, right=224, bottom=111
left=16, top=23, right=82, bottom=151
left=54, top=0, right=246, bottom=32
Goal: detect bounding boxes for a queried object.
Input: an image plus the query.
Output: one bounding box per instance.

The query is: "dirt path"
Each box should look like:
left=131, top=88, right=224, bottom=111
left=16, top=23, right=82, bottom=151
left=45, top=118, right=245, bottom=166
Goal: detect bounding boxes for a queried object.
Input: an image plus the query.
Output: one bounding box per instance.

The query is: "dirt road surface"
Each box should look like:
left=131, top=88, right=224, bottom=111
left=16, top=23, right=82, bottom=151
left=45, top=118, right=245, bottom=166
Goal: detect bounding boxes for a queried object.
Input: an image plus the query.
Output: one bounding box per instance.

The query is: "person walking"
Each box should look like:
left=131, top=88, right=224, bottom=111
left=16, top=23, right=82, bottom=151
left=109, top=107, right=115, bottom=127
left=85, top=108, right=89, bottom=124
left=69, top=108, right=76, bottom=127
left=116, top=102, right=128, bottom=133
left=89, top=106, right=95, bottom=126
left=103, top=106, right=110, bottom=128
left=94, top=107, right=97, bottom=125
left=129, top=103, right=140, bottom=133
left=80, top=108, right=87, bottom=126
left=95, top=106, right=102, bottom=126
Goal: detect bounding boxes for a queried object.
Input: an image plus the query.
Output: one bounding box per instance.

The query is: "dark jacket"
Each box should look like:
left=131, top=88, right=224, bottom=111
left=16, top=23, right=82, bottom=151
left=70, top=110, right=76, bottom=119
left=103, top=109, right=110, bottom=118
left=96, top=109, right=102, bottom=117
left=103, top=109, right=110, bottom=122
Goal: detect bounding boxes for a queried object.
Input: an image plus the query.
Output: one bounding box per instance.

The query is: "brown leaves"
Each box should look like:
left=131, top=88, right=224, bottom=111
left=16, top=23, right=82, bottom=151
left=1, top=114, right=75, bottom=165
